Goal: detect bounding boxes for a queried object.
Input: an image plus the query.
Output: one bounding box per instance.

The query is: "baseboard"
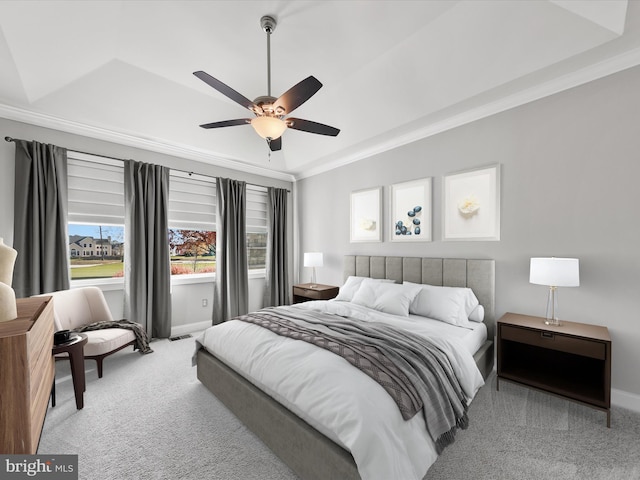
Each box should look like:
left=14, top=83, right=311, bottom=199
left=612, top=388, right=640, bottom=413
left=170, top=320, right=211, bottom=337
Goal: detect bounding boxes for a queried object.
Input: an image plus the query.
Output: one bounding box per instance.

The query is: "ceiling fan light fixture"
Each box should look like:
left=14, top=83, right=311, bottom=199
left=194, top=14, right=339, bottom=152
left=251, top=116, right=287, bottom=139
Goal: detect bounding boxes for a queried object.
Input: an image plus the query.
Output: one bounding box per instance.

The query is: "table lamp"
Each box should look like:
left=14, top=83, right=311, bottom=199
left=303, top=252, right=323, bottom=288
left=529, top=257, right=580, bottom=326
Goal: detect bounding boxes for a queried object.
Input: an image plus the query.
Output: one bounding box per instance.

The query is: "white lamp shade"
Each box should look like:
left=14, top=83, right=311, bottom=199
left=530, top=257, right=580, bottom=287
left=304, top=252, right=323, bottom=268
left=250, top=116, right=287, bottom=139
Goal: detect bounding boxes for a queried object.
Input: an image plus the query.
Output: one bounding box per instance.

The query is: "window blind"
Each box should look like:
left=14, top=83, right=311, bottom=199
left=246, top=184, right=268, bottom=233
left=67, top=152, right=124, bottom=225
left=168, top=171, right=216, bottom=230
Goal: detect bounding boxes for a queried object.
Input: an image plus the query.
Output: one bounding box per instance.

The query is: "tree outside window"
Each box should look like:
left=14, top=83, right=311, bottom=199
left=169, top=229, right=216, bottom=275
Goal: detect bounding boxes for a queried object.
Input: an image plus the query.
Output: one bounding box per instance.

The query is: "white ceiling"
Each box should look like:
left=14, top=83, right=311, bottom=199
left=1, top=0, right=639, bottom=181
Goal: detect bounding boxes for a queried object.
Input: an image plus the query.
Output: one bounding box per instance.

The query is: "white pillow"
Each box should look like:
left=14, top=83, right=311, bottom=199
left=351, top=279, right=422, bottom=317
left=468, top=304, right=485, bottom=323
left=404, top=282, right=479, bottom=327
left=334, top=276, right=394, bottom=302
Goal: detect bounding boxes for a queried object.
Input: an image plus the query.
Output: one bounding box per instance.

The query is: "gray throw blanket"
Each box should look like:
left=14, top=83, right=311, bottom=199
left=236, top=306, right=468, bottom=454
left=238, top=310, right=422, bottom=419
left=73, top=319, right=153, bottom=354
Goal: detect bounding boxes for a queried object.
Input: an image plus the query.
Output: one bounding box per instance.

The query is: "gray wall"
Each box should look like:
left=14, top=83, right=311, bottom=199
left=0, top=117, right=293, bottom=329
left=297, top=65, right=640, bottom=402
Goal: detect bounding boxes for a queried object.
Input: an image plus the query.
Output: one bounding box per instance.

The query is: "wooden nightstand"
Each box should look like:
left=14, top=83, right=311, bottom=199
left=497, top=312, right=611, bottom=426
left=292, top=283, right=339, bottom=303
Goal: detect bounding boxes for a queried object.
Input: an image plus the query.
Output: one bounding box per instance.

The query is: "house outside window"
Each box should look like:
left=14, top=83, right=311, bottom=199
left=68, top=226, right=124, bottom=280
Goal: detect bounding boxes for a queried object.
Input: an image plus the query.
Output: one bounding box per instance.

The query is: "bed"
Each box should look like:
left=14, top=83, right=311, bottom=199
left=195, top=256, right=495, bottom=480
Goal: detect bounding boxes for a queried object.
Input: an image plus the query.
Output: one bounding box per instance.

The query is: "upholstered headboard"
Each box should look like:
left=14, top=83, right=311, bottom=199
left=344, top=256, right=496, bottom=339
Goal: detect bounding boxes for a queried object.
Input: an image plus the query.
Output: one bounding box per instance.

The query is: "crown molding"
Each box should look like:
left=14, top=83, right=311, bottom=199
left=0, top=103, right=296, bottom=183
left=295, top=45, right=640, bottom=180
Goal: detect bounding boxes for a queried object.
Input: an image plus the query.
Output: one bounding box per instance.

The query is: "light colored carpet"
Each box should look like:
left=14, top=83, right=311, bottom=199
left=40, top=335, right=640, bottom=480
left=40, top=334, right=298, bottom=480
left=427, top=376, right=640, bottom=480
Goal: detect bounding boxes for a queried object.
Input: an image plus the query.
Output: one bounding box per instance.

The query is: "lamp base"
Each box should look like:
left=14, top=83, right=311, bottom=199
left=309, top=267, right=317, bottom=288
left=544, top=286, right=561, bottom=326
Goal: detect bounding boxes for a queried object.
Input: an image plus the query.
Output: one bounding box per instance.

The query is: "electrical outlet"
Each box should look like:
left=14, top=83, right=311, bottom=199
left=202, top=299, right=208, bottom=307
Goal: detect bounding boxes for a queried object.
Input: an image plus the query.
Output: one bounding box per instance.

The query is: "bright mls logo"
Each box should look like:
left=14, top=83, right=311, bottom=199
left=1, top=455, right=78, bottom=479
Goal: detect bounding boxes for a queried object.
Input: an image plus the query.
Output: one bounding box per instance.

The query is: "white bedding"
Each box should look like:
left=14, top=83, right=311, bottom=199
left=407, top=312, right=487, bottom=354
left=196, top=300, right=485, bottom=480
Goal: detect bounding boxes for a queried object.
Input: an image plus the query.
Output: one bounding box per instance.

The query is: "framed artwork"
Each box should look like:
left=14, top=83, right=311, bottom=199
left=390, top=177, right=432, bottom=242
left=443, top=164, right=500, bottom=241
left=350, top=187, right=382, bottom=243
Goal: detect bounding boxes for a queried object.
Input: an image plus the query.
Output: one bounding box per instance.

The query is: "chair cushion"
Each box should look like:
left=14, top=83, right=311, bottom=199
left=55, top=329, right=136, bottom=359
left=83, top=328, right=136, bottom=357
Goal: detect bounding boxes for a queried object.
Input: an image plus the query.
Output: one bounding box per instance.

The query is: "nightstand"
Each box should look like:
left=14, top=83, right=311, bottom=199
left=292, top=283, right=339, bottom=303
left=497, top=312, right=611, bottom=426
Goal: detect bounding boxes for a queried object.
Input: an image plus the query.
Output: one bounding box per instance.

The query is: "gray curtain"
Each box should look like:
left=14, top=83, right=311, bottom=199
left=264, top=187, right=289, bottom=306
left=13, top=140, right=69, bottom=297
left=213, top=177, right=248, bottom=324
left=124, top=160, right=171, bottom=338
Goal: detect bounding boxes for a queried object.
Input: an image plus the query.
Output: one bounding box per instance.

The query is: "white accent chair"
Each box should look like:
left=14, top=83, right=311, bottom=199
left=40, top=287, right=138, bottom=378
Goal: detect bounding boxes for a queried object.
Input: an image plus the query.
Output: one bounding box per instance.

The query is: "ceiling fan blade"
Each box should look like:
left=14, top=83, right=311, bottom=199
left=194, top=71, right=257, bottom=111
left=199, top=119, right=251, bottom=129
left=269, top=137, right=282, bottom=152
left=287, top=118, right=340, bottom=136
left=273, top=76, right=322, bottom=115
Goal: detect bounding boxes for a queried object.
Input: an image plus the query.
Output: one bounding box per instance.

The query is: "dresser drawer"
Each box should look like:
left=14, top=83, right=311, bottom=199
left=500, top=324, right=606, bottom=360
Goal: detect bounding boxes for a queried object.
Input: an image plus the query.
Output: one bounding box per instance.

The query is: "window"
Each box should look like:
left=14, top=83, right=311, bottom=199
left=168, top=172, right=216, bottom=276
left=246, top=185, right=268, bottom=271
left=168, top=176, right=268, bottom=275
left=169, top=229, right=216, bottom=275
left=68, top=224, right=124, bottom=280
left=67, top=153, right=125, bottom=281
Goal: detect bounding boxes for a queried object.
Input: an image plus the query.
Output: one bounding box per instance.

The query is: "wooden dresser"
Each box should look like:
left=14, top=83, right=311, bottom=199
left=0, top=296, right=55, bottom=454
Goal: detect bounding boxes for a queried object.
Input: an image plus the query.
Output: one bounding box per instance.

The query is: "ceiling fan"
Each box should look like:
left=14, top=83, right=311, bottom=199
left=194, top=15, right=340, bottom=152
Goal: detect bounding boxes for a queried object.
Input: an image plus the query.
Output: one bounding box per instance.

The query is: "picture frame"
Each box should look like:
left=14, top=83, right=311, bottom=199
left=443, top=164, right=500, bottom=241
left=390, top=177, right=432, bottom=242
left=350, top=187, right=382, bottom=243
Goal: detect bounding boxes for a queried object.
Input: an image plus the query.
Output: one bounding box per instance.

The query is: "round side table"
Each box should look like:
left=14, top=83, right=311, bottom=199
left=52, top=333, right=88, bottom=409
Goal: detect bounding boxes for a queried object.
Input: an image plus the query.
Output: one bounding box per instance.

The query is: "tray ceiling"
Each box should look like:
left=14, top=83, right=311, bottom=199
left=0, top=1, right=638, bottom=180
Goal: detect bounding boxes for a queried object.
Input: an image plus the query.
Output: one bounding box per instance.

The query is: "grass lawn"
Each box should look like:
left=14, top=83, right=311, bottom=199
left=170, top=259, right=216, bottom=274
left=70, top=258, right=216, bottom=279
left=70, top=261, right=123, bottom=280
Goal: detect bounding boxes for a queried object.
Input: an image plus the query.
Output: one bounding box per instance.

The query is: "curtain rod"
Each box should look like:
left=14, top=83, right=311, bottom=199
left=5, top=136, right=289, bottom=193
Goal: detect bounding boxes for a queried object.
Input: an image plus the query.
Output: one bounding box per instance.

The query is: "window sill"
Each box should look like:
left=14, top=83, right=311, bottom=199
left=171, top=273, right=215, bottom=285
left=69, top=269, right=266, bottom=290
left=70, top=277, right=124, bottom=292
